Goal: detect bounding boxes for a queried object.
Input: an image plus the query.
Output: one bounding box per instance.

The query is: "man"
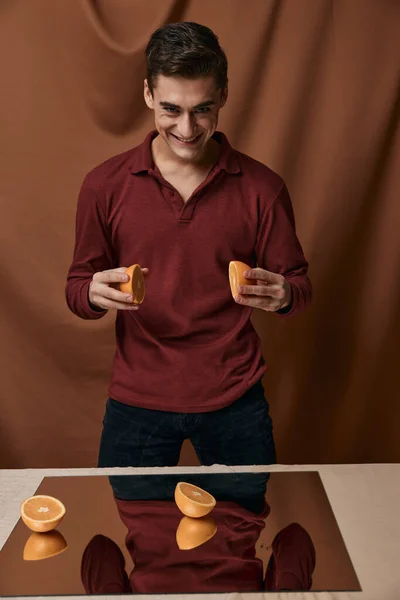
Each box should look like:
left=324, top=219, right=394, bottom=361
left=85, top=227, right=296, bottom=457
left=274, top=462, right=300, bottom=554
left=66, top=22, right=311, bottom=469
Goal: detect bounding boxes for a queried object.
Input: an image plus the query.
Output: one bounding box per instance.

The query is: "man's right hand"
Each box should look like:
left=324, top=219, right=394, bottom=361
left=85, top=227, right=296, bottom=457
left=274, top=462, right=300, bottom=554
left=89, top=267, right=149, bottom=311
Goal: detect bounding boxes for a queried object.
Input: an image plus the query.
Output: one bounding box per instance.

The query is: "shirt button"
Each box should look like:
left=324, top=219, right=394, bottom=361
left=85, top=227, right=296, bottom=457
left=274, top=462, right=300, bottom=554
left=168, top=190, right=175, bottom=197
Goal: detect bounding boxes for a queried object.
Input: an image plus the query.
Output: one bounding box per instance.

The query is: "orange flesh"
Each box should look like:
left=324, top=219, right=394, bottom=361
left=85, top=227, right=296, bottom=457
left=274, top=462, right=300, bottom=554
left=120, top=264, right=145, bottom=304
left=180, top=483, right=215, bottom=505
left=23, top=498, right=62, bottom=521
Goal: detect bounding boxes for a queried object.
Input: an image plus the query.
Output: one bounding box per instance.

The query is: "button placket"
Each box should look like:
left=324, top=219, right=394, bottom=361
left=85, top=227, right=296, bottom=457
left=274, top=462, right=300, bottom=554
left=165, top=187, right=184, bottom=212
left=150, top=165, right=226, bottom=221
left=150, top=170, right=183, bottom=215
left=179, top=201, right=196, bottom=222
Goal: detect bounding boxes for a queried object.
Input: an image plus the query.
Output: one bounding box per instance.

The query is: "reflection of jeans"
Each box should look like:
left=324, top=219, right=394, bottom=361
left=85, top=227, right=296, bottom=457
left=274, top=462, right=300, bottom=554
left=107, top=472, right=270, bottom=511
left=98, top=379, right=276, bottom=469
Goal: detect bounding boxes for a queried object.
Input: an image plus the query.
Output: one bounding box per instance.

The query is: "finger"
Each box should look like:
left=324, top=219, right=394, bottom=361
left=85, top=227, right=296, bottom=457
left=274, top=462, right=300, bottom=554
left=93, top=296, right=139, bottom=311
left=99, top=285, right=136, bottom=304
left=93, top=268, right=129, bottom=284
left=244, top=268, right=284, bottom=285
left=237, top=284, right=281, bottom=297
left=235, top=294, right=280, bottom=311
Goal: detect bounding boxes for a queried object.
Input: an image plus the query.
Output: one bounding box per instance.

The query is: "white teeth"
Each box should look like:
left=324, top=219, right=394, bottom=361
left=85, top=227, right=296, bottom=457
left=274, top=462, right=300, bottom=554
left=175, top=136, right=197, bottom=142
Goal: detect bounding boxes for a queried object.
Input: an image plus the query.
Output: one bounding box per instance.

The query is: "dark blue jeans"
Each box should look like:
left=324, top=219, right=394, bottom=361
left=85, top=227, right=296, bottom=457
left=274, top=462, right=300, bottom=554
left=98, top=379, right=276, bottom=468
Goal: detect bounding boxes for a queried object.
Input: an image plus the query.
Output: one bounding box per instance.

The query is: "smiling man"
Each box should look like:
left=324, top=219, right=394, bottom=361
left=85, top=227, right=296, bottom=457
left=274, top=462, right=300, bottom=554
left=66, top=22, right=311, bottom=469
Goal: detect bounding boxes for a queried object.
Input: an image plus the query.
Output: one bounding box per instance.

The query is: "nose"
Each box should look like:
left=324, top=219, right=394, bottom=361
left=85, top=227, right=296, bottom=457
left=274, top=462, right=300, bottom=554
left=178, top=112, right=195, bottom=139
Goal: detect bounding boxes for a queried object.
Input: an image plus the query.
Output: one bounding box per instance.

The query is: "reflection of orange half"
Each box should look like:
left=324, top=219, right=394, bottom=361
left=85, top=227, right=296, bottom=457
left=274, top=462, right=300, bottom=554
left=175, top=482, right=216, bottom=518
left=21, top=495, right=66, bottom=532
left=23, top=531, right=67, bottom=561
left=228, top=261, right=256, bottom=298
left=176, top=516, right=217, bottom=550
left=119, top=264, right=145, bottom=304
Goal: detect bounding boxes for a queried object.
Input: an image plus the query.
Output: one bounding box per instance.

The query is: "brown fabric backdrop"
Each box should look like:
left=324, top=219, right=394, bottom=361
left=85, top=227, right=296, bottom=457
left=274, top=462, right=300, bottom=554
left=1, top=0, right=399, bottom=468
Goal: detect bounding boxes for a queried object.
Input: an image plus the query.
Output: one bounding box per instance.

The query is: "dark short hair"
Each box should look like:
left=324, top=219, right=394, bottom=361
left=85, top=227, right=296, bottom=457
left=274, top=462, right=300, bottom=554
left=145, top=22, right=228, bottom=93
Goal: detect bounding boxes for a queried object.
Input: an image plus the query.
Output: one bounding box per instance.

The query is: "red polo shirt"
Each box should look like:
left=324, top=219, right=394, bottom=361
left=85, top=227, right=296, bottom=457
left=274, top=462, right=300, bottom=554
left=66, top=131, right=311, bottom=412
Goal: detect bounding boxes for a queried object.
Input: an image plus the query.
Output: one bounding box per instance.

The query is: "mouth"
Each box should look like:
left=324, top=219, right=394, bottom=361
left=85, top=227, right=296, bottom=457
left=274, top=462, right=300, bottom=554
left=169, top=133, right=203, bottom=147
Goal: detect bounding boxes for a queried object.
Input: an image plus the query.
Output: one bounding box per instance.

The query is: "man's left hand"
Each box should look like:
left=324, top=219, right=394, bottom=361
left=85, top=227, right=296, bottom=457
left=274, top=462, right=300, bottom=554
left=235, top=268, right=292, bottom=312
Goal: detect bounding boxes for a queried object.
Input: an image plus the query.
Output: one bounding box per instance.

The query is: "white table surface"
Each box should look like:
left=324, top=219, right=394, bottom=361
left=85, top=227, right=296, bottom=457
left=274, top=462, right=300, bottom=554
left=1, top=463, right=399, bottom=600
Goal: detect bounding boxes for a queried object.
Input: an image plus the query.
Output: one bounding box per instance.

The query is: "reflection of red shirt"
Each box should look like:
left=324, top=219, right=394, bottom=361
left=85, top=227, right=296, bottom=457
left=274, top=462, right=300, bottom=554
left=81, top=499, right=315, bottom=594
left=118, top=499, right=268, bottom=593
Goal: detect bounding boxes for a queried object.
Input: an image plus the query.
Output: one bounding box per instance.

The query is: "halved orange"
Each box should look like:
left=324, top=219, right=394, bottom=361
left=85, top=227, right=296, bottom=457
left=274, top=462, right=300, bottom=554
left=176, top=515, right=217, bottom=550
left=23, top=530, right=67, bottom=561
left=20, top=495, right=66, bottom=533
left=229, top=261, right=256, bottom=299
left=174, top=482, right=216, bottom=518
left=119, top=264, right=145, bottom=304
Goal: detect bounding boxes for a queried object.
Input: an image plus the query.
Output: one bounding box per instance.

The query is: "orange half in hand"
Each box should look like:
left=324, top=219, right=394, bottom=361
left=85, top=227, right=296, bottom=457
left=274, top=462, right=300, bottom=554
left=119, top=264, right=145, bottom=304
left=174, top=482, right=216, bottom=518
left=21, top=495, right=66, bottom=533
left=229, top=261, right=256, bottom=299
left=176, top=515, right=217, bottom=550
left=23, top=530, right=67, bottom=561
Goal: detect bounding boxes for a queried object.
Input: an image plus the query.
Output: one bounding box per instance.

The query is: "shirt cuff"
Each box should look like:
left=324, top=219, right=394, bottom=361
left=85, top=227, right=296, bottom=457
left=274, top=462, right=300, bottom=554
left=81, top=280, right=108, bottom=319
left=274, top=571, right=305, bottom=591
left=276, top=281, right=298, bottom=316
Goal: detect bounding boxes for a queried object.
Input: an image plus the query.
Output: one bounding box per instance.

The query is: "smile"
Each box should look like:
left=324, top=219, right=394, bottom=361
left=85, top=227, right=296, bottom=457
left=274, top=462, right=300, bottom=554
left=170, top=133, right=201, bottom=144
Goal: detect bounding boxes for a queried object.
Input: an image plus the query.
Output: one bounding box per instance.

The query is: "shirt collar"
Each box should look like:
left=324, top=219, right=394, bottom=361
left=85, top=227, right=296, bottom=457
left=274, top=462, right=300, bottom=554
left=129, top=130, right=241, bottom=175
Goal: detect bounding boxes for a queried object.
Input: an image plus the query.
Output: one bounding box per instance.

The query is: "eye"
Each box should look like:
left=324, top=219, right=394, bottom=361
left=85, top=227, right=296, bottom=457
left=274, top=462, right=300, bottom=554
left=195, top=107, right=211, bottom=114
left=163, top=107, right=179, bottom=114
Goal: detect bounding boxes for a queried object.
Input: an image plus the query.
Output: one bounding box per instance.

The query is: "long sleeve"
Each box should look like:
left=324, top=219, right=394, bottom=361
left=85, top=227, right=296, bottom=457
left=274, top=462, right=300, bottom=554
left=65, top=175, right=115, bottom=319
left=81, top=534, right=131, bottom=594
left=256, top=182, right=312, bottom=316
left=263, top=522, right=316, bottom=591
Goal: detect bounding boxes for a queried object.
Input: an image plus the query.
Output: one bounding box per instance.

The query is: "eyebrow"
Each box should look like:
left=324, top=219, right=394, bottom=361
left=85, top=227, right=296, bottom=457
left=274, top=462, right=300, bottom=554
left=160, top=100, right=215, bottom=109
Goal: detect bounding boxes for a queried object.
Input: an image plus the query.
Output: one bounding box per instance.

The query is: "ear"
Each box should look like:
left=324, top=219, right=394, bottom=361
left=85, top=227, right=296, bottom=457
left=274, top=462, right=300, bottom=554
left=220, top=85, right=228, bottom=108
left=144, top=79, right=154, bottom=109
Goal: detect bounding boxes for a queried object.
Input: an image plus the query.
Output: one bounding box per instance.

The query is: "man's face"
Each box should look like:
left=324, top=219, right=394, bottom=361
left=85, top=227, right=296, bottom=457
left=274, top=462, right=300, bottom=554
left=144, top=75, right=227, bottom=162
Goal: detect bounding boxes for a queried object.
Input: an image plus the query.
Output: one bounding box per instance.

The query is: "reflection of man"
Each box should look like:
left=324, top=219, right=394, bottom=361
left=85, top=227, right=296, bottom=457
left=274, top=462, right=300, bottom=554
left=65, top=21, right=311, bottom=469
left=81, top=474, right=316, bottom=593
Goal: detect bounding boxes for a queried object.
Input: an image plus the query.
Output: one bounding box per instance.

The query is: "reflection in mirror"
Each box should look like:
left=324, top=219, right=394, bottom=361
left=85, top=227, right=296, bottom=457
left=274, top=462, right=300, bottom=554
left=0, top=471, right=361, bottom=595
left=84, top=472, right=314, bottom=593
